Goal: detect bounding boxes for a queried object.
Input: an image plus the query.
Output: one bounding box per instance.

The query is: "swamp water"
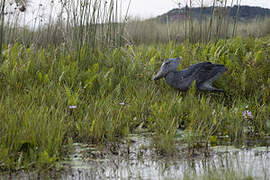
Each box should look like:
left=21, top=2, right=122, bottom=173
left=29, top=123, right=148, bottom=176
left=2, top=134, right=270, bottom=180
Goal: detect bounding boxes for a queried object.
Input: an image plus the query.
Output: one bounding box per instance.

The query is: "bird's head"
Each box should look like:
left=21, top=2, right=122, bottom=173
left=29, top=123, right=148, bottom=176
left=153, top=57, right=180, bottom=80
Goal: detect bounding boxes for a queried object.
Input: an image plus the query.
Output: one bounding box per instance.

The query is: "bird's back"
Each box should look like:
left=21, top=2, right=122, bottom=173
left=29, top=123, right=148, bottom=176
left=165, top=62, right=212, bottom=90
left=195, top=63, right=227, bottom=85
left=166, top=62, right=226, bottom=91
left=180, top=62, right=212, bottom=79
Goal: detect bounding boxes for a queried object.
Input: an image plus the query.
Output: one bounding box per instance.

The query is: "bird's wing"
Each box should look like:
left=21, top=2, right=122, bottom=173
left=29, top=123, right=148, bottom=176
left=181, top=62, right=212, bottom=79
left=195, top=64, right=227, bottom=85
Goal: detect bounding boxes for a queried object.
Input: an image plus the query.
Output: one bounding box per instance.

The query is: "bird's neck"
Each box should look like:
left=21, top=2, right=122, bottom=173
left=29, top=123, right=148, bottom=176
left=165, top=71, right=195, bottom=90
left=165, top=72, right=180, bottom=88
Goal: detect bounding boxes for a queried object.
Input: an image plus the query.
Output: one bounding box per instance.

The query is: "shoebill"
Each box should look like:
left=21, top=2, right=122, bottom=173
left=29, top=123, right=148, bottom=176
left=153, top=57, right=227, bottom=92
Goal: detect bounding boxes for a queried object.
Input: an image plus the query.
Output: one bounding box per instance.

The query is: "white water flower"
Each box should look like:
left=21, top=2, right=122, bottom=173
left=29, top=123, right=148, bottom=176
left=69, top=105, right=77, bottom=109
left=119, top=102, right=125, bottom=106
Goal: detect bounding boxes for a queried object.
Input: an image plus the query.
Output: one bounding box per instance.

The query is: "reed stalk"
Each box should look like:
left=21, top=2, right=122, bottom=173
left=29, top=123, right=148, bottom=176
left=0, top=0, right=5, bottom=63
left=188, top=0, right=193, bottom=42
left=232, top=0, right=241, bottom=37
left=208, top=0, right=216, bottom=42
left=199, top=0, right=204, bottom=42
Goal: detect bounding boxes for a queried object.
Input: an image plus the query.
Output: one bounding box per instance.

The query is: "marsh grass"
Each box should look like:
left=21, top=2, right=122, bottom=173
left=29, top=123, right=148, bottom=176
left=124, top=0, right=270, bottom=45
left=0, top=36, right=269, bottom=169
left=125, top=17, right=270, bottom=45
left=0, top=0, right=270, bottom=171
left=1, top=0, right=129, bottom=50
left=1, top=1, right=270, bottom=48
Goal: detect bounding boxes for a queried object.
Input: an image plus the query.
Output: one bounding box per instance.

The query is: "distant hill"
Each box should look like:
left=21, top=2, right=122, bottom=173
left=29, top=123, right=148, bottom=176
left=157, top=6, right=270, bottom=23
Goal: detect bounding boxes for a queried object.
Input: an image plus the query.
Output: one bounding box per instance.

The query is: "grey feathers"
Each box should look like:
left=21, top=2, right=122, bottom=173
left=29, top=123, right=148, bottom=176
left=154, top=57, right=227, bottom=92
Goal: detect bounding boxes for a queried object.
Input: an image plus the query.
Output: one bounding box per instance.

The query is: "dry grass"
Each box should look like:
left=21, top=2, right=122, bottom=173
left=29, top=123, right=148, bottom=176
left=1, top=1, right=270, bottom=47
left=125, top=17, right=270, bottom=44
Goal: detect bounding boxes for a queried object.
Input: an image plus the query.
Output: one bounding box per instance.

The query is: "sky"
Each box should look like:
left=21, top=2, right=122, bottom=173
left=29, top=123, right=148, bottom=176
left=5, top=0, right=270, bottom=27
left=126, top=0, right=270, bottom=18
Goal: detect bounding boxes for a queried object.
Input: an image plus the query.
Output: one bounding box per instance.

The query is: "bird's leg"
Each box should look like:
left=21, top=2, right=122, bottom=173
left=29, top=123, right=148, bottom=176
left=212, top=87, right=225, bottom=93
left=198, top=83, right=225, bottom=93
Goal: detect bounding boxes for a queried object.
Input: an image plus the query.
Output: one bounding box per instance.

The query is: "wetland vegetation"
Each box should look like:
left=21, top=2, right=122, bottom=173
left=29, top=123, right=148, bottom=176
left=0, top=0, right=270, bottom=179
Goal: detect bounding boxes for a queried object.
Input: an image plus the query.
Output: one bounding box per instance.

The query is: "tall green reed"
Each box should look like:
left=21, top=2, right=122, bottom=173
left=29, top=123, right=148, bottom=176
left=1, top=0, right=129, bottom=50
left=0, top=0, right=6, bottom=63
left=56, top=0, right=129, bottom=50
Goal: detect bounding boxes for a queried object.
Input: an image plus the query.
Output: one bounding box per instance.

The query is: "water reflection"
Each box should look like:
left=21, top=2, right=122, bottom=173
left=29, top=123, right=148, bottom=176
left=2, top=135, right=270, bottom=180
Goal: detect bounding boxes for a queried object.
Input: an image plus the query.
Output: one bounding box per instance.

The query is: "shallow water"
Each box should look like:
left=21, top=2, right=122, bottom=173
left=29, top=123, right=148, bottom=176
left=2, top=134, right=270, bottom=180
